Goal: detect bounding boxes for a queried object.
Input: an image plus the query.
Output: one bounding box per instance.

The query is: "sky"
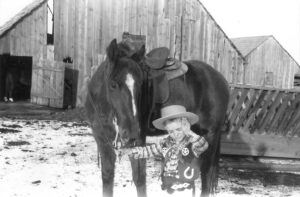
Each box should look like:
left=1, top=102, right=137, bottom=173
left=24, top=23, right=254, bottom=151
left=0, top=0, right=299, bottom=63
left=201, top=0, right=300, bottom=64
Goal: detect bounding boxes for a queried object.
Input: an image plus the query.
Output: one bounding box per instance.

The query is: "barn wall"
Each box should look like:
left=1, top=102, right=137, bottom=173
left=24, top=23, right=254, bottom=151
left=0, top=2, right=48, bottom=61
left=0, top=2, right=49, bottom=105
left=53, top=0, right=245, bottom=106
left=245, top=38, right=298, bottom=89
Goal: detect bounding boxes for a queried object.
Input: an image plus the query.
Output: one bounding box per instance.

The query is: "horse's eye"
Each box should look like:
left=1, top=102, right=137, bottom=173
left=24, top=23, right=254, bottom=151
left=110, top=81, right=118, bottom=89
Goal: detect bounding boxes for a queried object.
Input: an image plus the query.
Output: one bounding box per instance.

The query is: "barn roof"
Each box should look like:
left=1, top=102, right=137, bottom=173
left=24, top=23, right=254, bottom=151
left=0, top=0, right=47, bottom=39
left=231, top=35, right=271, bottom=56
left=232, top=35, right=300, bottom=67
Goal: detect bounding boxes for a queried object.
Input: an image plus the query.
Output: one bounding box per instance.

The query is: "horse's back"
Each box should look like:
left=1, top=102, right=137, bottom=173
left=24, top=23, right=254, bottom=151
left=185, top=60, right=229, bottom=104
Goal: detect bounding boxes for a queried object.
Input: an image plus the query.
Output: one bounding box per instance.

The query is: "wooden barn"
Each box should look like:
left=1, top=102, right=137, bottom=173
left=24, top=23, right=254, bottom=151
left=0, top=0, right=245, bottom=108
left=0, top=0, right=75, bottom=108
left=0, top=0, right=48, bottom=104
left=232, top=35, right=300, bottom=89
left=53, top=0, right=245, bottom=106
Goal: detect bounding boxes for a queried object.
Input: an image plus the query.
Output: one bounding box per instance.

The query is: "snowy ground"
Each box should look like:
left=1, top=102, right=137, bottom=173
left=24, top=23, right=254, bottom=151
left=1, top=117, right=300, bottom=197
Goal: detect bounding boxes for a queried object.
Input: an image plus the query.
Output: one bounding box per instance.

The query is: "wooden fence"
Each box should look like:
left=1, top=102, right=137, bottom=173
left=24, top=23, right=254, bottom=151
left=221, top=84, right=300, bottom=159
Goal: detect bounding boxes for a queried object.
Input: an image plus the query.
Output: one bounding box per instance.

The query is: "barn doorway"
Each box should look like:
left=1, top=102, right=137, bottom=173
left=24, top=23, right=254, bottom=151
left=0, top=54, right=32, bottom=102
left=63, top=67, right=78, bottom=109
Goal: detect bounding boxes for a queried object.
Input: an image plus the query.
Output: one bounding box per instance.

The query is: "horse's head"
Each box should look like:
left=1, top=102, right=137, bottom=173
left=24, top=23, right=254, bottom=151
left=105, top=39, right=146, bottom=148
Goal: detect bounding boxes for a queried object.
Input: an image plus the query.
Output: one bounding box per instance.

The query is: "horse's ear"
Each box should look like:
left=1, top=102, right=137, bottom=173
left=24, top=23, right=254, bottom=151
left=106, top=39, right=119, bottom=62
left=131, top=44, right=145, bottom=62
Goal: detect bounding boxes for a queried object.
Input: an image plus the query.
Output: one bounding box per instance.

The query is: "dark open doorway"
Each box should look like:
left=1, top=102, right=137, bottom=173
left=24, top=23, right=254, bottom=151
left=0, top=54, right=32, bottom=102
left=63, top=67, right=78, bottom=109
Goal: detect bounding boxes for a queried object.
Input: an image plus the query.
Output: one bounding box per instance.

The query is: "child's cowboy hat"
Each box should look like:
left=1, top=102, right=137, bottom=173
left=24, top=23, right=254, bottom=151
left=152, top=105, right=199, bottom=130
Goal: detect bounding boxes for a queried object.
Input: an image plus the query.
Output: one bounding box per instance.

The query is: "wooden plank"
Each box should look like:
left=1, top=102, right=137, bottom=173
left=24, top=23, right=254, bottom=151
left=58, top=0, right=65, bottom=60
left=258, top=90, right=280, bottom=131
left=114, top=0, right=122, bottom=42
left=254, top=90, right=279, bottom=133
left=230, top=83, right=300, bottom=93
left=20, top=20, right=26, bottom=56
left=233, top=89, right=259, bottom=133
left=272, top=93, right=294, bottom=135
left=226, top=87, right=240, bottom=114
left=152, top=0, right=159, bottom=48
left=264, top=92, right=285, bottom=133
left=62, top=0, right=69, bottom=59
left=254, top=90, right=274, bottom=133
left=221, top=132, right=300, bottom=159
left=285, top=103, right=300, bottom=133
left=68, top=0, right=75, bottom=59
left=228, top=88, right=249, bottom=127
left=242, top=90, right=268, bottom=132
left=31, top=93, right=62, bottom=99
left=37, top=59, right=44, bottom=105
left=45, top=66, right=51, bottom=105
left=140, top=0, right=148, bottom=37
left=24, top=17, right=30, bottom=56
left=0, top=36, right=10, bottom=54
left=49, top=60, right=55, bottom=107
left=220, top=161, right=300, bottom=172
left=42, top=4, right=48, bottom=59
left=123, top=0, right=129, bottom=33
left=289, top=120, right=300, bottom=137
left=279, top=93, right=299, bottom=134
left=290, top=111, right=300, bottom=137
left=282, top=93, right=300, bottom=133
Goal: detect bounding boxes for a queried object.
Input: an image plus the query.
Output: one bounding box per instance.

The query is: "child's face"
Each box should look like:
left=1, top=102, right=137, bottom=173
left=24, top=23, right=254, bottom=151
left=164, top=118, right=187, bottom=142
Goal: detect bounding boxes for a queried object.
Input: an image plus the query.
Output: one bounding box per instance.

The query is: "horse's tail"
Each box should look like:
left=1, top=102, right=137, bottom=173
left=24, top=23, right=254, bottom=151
left=207, top=131, right=221, bottom=195
left=205, top=115, right=229, bottom=195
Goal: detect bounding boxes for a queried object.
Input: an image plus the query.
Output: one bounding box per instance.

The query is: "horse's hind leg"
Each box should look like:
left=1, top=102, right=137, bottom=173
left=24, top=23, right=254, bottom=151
left=130, top=158, right=147, bottom=197
left=99, top=142, right=116, bottom=197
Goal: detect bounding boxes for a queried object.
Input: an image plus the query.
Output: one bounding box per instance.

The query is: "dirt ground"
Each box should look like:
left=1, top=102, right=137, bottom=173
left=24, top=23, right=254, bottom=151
left=1, top=106, right=300, bottom=197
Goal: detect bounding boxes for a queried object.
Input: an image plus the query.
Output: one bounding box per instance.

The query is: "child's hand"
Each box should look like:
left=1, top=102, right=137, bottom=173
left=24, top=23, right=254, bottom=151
left=192, top=136, right=208, bottom=157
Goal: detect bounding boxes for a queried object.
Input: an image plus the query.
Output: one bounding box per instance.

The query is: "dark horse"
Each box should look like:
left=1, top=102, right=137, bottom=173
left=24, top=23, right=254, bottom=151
left=85, top=39, right=229, bottom=197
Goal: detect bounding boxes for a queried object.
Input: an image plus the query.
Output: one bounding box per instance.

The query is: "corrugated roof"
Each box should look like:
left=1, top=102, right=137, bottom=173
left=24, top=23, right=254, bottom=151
left=0, top=0, right=47, bottom=38
left=231, top=35, right=271, bottom=56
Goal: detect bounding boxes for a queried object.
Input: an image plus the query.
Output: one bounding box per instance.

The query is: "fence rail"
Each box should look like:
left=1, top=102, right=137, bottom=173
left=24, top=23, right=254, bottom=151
left=221, top=84, right=300, bottom=159
left=227, top=84, right=300, bottom=137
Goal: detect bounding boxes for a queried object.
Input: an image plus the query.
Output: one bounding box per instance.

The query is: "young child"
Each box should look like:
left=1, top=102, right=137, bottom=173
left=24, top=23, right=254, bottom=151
left=127, top=105, right=208, bottom=195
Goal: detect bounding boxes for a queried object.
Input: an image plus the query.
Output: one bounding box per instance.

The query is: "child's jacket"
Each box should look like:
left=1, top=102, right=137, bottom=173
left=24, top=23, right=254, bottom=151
left=128, top=134, right=208, bottom=193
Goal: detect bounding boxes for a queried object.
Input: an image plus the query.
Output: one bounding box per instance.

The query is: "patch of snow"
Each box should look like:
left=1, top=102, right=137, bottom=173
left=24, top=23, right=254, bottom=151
left=1, top=118, right=300, bottom=197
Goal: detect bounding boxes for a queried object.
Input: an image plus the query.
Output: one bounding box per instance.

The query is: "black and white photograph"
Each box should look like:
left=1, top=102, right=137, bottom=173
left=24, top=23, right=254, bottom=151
left=0, top=0, right=300, bottom=196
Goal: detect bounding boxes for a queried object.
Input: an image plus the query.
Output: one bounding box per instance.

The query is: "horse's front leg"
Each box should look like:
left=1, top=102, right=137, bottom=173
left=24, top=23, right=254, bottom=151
left=129, top=157, right=147, bottom=197
left=99, top=142, right=116, bottom=197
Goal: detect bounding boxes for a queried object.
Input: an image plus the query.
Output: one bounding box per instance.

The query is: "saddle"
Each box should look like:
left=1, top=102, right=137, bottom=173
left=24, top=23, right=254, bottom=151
left=145, top=47, right=188, bottom=80
left=145, top=47, right=188, bottom=104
